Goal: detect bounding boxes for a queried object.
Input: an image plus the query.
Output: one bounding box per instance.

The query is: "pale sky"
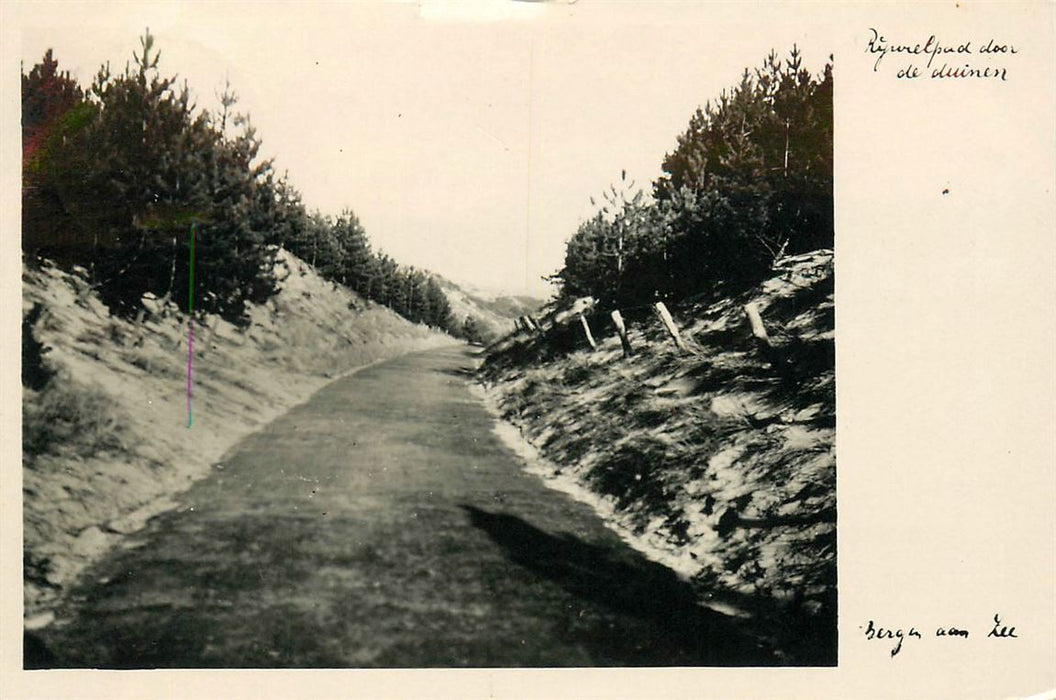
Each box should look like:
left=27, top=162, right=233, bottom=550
left=16, top=2, right=831, bottom=298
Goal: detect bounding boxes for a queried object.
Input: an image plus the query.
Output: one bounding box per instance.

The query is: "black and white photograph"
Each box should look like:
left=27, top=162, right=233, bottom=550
left=3, top=1, right=1054, bottom=698
left=17, top=1, right=835, bottom=669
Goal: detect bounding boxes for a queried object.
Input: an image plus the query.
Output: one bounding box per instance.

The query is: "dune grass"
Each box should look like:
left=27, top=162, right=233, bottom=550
left=23, top=372, right=130, bottom=461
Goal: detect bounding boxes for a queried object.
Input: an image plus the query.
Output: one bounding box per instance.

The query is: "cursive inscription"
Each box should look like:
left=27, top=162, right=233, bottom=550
left=987, top=613, right=1018, bottom=638
left=866, top=28, right=1018, bottom=81
left=862, top=614, right=1018, bottom=658
left=864, top=619, right=922, bottom=657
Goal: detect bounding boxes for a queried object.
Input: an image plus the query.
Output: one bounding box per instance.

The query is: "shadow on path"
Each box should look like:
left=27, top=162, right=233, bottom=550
left=436, top=366, right=481, bottom=380
left=460, top=505, right=775, bottom=666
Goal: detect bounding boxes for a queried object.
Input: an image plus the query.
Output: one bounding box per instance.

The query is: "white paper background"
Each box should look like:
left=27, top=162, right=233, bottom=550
left=2, top=3, right=1053, bottom=698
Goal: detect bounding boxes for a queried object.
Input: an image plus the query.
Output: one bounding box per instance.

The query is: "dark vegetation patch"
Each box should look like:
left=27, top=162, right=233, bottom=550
left=23, top=372, right=130, bottom=460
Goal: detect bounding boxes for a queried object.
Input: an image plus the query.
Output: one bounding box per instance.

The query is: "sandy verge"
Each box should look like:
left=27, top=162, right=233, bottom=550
left=22, top=249, right=455, bottom=620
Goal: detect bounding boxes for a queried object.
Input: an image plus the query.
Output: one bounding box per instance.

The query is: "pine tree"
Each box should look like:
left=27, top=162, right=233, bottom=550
left=22, top=32, right=459, bottom=334
left=21, top=31, right=280, bottom=323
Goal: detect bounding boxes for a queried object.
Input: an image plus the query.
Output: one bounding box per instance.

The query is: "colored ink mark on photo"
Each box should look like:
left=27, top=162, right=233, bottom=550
left=187, top=222, right=196, bottom=428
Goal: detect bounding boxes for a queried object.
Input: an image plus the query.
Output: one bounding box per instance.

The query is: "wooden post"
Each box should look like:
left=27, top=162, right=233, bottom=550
left=203, top=315, right=221, bottom=351
left=173, top=317, right=185, bottom=351
left=743, top=302, right=772, bottom=350
left=743, top=302, right=792, bottom=376
left=527, top=315, right=541, bottom=333
left=578, top=313, right=598, bottom=351
left=133, top=308, right=147, bottom=347
left=654, top=302, right=689, bottom=353
left=611, top=310, right=634, bottom=357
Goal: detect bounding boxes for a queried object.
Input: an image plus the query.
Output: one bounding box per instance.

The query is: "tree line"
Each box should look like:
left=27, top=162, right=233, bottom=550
left=554, top=47, right=833, bottom=310
left=22, top=31, right=454, bottom=333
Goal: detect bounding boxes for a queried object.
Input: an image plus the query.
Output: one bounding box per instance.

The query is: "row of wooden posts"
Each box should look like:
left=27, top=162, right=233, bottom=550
left=515, top=301, right=774, bottom=359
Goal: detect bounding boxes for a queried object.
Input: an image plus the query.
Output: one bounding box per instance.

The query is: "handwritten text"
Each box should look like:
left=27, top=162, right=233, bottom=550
left=862, top=614, right=1018, bottom=658
left=866, top=28, right=1018, bottom=81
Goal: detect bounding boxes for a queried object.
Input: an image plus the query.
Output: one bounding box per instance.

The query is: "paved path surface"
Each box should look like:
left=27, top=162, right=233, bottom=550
left=29, top=346, right=772, bottom=668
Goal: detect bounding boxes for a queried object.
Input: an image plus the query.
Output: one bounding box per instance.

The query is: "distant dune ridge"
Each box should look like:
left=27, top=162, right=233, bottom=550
left=434, top=275, right=546, bottom=343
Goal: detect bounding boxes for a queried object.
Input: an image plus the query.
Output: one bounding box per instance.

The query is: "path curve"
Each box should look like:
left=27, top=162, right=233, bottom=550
left=28, top=345, right=773, bottom=668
